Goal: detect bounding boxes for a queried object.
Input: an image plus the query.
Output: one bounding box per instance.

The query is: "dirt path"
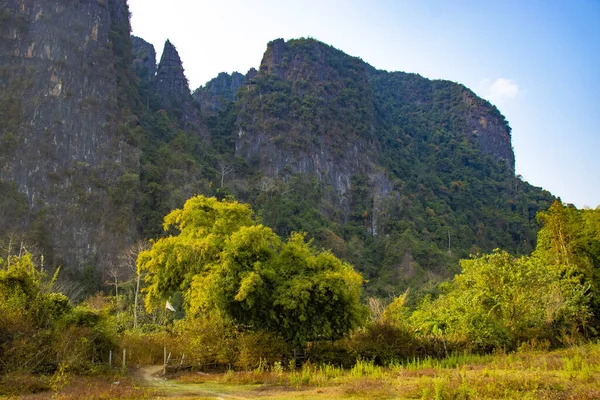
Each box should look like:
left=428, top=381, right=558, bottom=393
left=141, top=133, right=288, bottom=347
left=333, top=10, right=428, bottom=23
left=136, top=365, right=249, bottom=399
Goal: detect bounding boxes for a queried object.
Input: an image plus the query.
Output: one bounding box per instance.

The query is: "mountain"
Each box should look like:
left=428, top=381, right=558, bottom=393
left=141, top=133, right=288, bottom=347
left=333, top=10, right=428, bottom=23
left=233, top=39, right=516, bottom=216
left=193, top=71, right=245, bottom=115
left=0, top=4, right=554, bottom=297
left=0, top=0, right=138, bottom=282
left=210, top=38, right=553, bottom=294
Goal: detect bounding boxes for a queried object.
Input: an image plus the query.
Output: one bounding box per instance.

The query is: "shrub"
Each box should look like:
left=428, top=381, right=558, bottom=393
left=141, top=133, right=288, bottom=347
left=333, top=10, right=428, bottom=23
left=306, top=339, right=354, bottom=367
left=0, top=253, right=115, bottom=375
left=235, top=330, right=290, bottom=370
left=348, top=321, right=420, bottom=364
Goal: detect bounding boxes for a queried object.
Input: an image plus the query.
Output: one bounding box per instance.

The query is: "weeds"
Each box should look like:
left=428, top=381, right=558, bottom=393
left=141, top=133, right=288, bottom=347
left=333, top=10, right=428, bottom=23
left=9, top=342, right=600, bottom=399
left=349, top=358, right=383, bottom=378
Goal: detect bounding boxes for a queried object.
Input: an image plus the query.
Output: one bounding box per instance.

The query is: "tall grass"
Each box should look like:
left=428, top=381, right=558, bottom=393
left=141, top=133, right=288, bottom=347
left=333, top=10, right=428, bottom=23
left=14, top=341, right=599, bottom=398
left=177, top=341, right=600, bottom=399
left=349, top=359, right=383, bottom=378
left=399, top=351, right=495, bottom=371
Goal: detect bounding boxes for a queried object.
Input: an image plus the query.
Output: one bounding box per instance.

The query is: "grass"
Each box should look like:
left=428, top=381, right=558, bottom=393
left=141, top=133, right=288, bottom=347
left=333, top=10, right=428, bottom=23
left=0, top=375, right=152, bottom=399
left=4, top=342, right=600, bottom=399
left=176, top=342, right=600, bottom=399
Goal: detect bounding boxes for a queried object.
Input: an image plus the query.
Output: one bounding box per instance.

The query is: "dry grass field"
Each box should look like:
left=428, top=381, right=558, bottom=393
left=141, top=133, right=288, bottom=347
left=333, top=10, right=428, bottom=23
left=2, top=342, right=599, bottom=399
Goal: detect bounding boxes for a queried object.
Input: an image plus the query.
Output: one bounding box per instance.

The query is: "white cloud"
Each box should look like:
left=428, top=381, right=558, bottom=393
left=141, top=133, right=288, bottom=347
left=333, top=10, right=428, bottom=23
left=480, top=78, right=520, bottom=103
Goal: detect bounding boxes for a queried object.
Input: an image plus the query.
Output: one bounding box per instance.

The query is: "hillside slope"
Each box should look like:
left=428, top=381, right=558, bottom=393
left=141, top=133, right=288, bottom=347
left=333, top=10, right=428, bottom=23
left=202, top=38, right=554, bottom=294
left=0, top=10, right=554, bottom=296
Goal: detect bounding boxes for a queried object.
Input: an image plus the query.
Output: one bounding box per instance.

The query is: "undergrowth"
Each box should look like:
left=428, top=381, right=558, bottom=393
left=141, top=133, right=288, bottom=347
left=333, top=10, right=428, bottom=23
left=6, top=342, right=600, bottom=399
left=176, top=341, right=600, bottom=399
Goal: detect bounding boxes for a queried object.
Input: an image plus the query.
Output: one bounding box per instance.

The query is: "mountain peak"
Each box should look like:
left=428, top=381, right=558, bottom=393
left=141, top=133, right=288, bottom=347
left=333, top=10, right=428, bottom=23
left=154, top=39, right=201, bottom=131
left=155, top=39, right=188, bottom=99
left=193, top=72, right=245, bottom=115
left=132, top=36, right=156, bottom=82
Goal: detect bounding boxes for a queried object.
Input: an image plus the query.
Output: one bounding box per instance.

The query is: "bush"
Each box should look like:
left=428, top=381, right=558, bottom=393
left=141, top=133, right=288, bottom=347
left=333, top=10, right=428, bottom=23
left=235, top=330, right=290, bottom=370
left=306, top=339, right=354, bottom=367
left=348, top=321, right=420, bottom=364
left=175, top=315, right=239, bottom=370
left=0, top=253, right=115, bottom=375
left=119, top=331, right=165, bottom=366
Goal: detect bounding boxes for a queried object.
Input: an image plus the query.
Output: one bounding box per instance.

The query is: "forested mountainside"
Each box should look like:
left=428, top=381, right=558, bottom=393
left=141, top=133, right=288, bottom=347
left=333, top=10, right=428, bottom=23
left=0, top=1, right=553, bottom=297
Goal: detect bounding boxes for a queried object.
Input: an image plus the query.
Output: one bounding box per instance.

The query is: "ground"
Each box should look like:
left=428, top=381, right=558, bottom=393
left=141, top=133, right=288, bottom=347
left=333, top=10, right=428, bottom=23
left=2, top=343, right=600, bottom=399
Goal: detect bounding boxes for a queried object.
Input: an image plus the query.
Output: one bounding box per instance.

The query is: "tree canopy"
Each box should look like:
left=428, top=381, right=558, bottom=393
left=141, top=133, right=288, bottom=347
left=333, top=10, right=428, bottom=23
left=408, top=201, right=600, bottom=351
left=138, top=195, right=365, bottom=346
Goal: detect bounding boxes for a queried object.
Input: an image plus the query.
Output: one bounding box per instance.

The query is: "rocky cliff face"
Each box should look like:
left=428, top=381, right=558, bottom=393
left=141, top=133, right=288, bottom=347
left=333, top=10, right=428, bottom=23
left=461, top=90, right=514, bottom=169
left=132, top=35, right=155, bottom=82
left=193, top=71, right=244, bottom=115
left=235, top=38, right=390, bottom=216
left=233, top=38, right=515, bottom=220
left=154, top=40, right=202, bottom=133
left=0, top=0, right=137, bottom=273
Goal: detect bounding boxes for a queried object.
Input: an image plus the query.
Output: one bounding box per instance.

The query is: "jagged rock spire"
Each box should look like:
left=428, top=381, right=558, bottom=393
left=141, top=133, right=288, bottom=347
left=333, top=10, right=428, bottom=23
left=155, top=40, right=190, bottom=103
left=154, top=39, right=202, bottom=132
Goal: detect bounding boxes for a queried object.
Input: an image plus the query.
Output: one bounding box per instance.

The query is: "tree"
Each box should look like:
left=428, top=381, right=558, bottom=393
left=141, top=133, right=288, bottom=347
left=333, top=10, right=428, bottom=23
left=534, top=201, right=600, bottom=332
left=0, top=253, right=114, bottom=373
left=409, top=202, right=600, bottom=351
left=138, top=195, right=365, bottom=347
left=137, top=195, right=254, bottom=311
left=410, top=249, right=586, bottom=351
left=218, top=160, right=235, bottom=188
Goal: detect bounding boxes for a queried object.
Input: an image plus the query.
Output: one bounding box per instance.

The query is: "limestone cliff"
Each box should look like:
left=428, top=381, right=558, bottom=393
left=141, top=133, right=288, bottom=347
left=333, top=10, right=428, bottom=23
left=154, top=39, right=202, bottom=133
left=0, top=0, right=138, bottom=273
left=235, top=38, right=390, bottom=216
left=193, top=71, right=244, bottom=115
left=233, top=39, right=516, bottom=219
left=132, top=35, right=155, bottom=82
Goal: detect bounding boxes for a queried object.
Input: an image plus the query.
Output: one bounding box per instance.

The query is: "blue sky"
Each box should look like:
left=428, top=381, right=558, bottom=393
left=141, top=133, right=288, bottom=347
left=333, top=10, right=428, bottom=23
left=128, top=0, right=600, bottom=208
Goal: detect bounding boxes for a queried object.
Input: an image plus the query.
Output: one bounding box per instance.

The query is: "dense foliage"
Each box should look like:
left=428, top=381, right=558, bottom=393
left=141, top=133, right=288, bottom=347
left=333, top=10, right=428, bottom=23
left=0, top=253, right=114, bottom=375
left=407, top=201, right=600, bottom=352
left=138, top=195, right=365, bottom=346
left=2, top=198, right=599, bottom=398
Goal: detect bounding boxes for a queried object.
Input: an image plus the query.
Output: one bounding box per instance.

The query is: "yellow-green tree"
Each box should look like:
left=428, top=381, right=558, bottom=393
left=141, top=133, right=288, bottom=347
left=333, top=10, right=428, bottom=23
left=137, top=195, right=254, bottom=311
left=410, top=250, right=566, bottom=351
left=138, top=195, right=365, bottom=346
left=0, top=253, right=114, bottom=373
left=533, top=201, right=600, bottom=333
left=409, top=201, right=600, bottom=351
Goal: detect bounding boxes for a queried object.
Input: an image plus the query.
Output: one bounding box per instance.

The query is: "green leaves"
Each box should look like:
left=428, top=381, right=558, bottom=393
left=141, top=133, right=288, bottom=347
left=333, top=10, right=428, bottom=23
left=0, top=253, right=114, bottom=374
left=139, top=195, right=365, bottom=346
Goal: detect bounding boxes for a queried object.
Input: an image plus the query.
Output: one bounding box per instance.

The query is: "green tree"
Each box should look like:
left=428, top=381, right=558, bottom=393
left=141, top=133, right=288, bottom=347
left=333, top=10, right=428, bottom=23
left=138, top=195, right=365, bottom=347
left=534, top=201, right=600, bottom=332
left=410, top=249, right=582, bottom=351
